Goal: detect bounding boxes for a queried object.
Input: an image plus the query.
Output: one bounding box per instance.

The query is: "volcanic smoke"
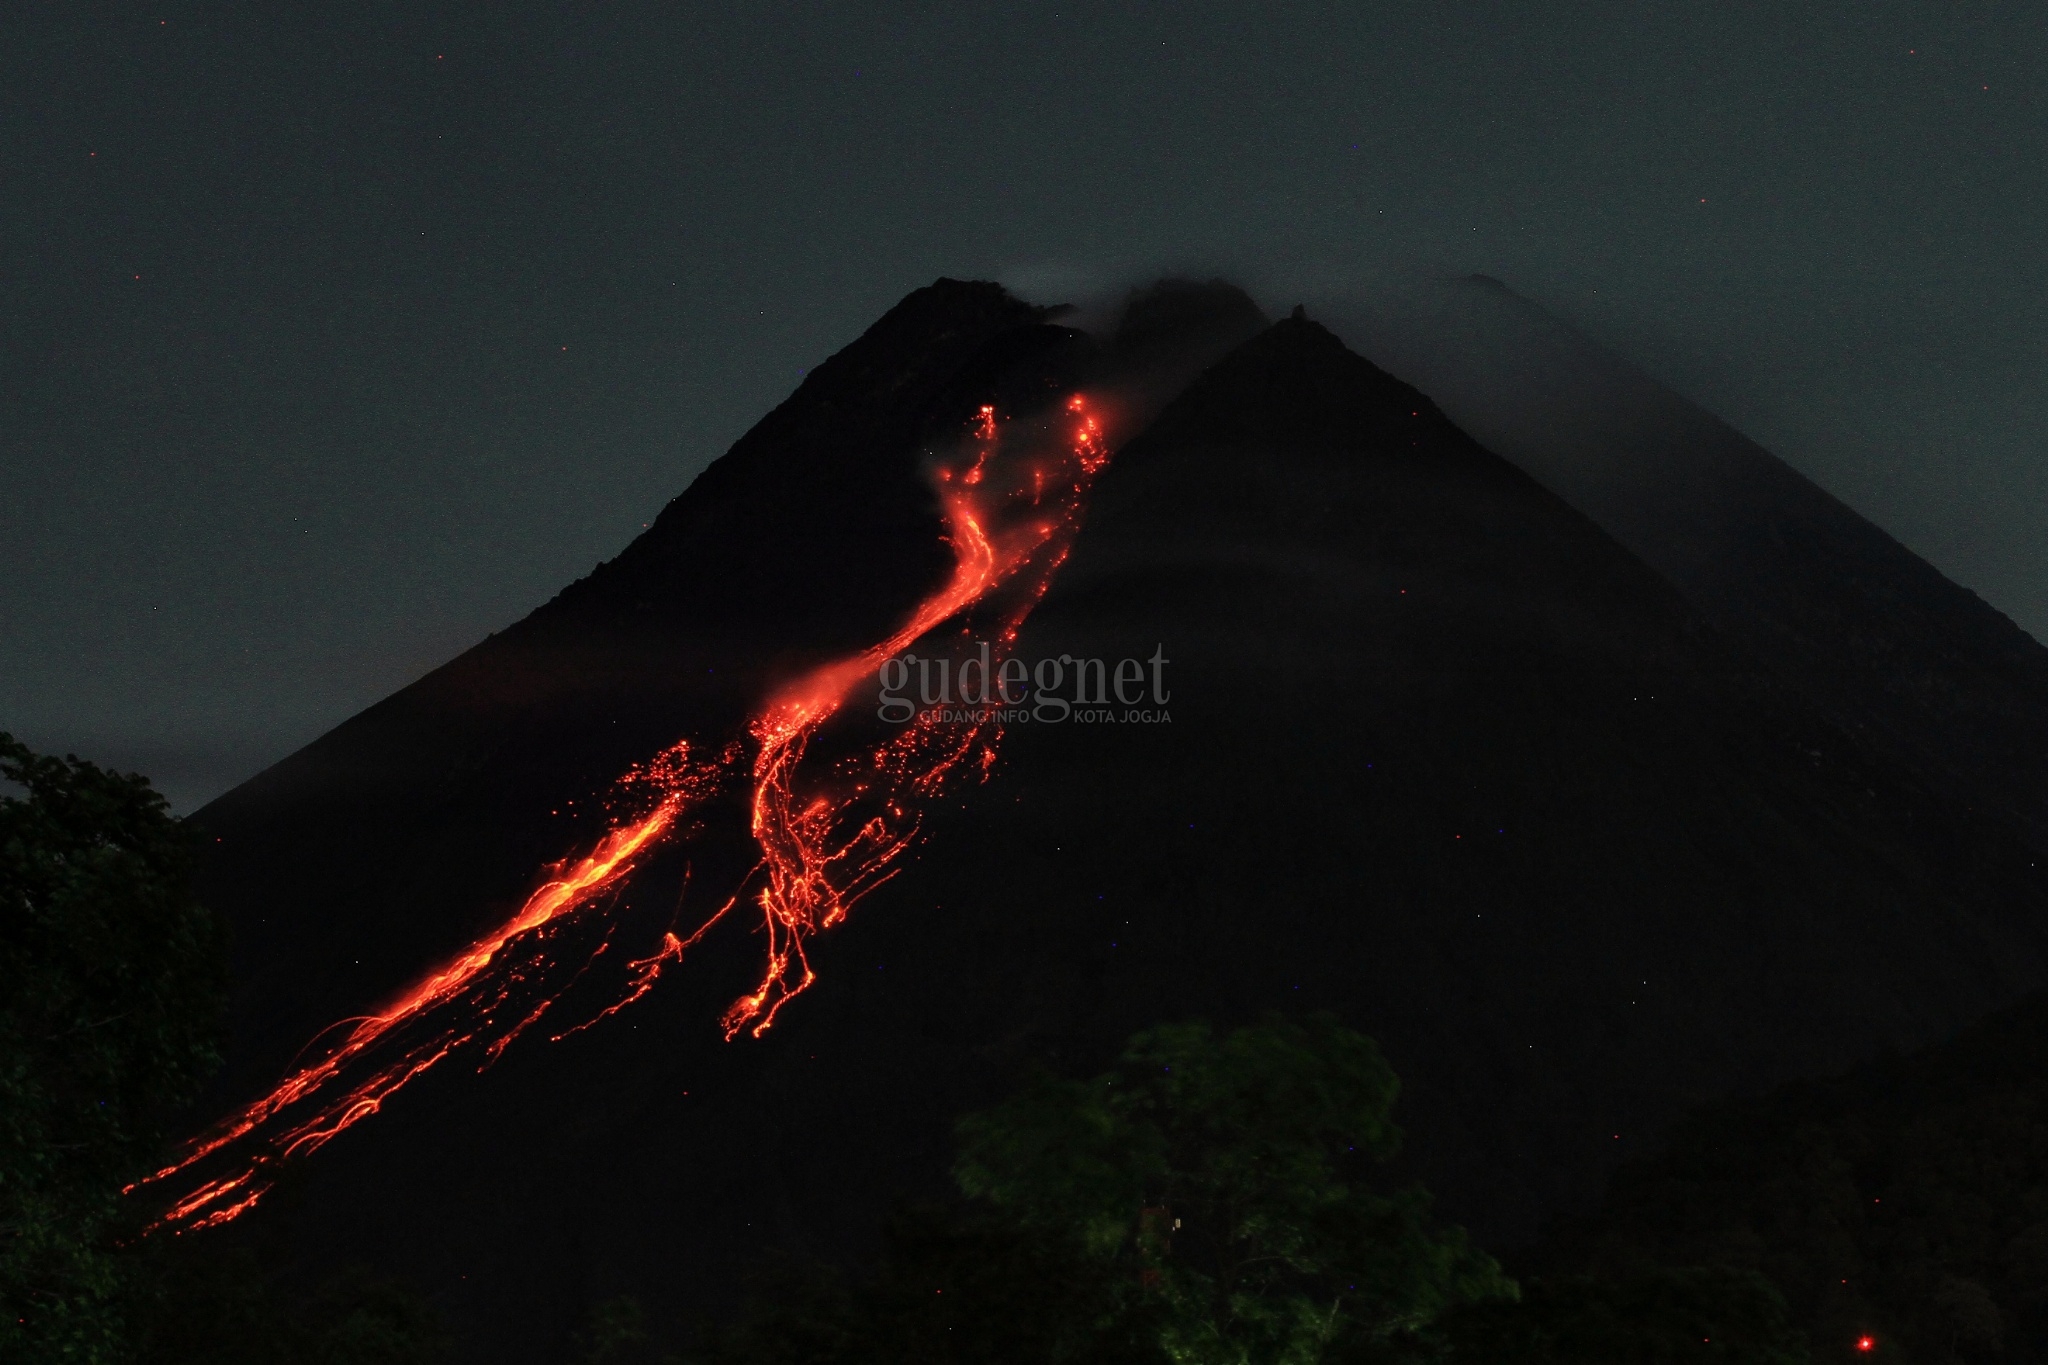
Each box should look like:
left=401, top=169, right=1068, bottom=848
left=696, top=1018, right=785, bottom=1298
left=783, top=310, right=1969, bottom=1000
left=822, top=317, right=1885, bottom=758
left=133, top=395, right=1112, bottom=1234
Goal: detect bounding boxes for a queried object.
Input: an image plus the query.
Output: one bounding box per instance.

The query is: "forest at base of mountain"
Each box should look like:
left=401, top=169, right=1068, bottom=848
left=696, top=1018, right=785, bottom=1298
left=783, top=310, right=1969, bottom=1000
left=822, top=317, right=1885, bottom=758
left=543, top=985, right=2048, bottom=1365
left=617, top=986, right=2048, bottom=1365
left=96, top=987, right=2048, bottom=1364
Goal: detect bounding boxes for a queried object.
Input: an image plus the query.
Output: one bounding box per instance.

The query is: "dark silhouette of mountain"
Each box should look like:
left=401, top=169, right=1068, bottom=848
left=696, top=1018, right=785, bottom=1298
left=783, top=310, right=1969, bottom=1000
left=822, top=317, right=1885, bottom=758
left=1328, top=276, right=2048, bottom=849
left=182, top=282, right=2048, bottom=1362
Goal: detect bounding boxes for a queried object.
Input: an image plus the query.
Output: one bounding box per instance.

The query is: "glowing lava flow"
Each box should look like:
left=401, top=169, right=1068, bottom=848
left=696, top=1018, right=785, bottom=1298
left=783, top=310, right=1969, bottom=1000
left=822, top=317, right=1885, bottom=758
left=720, top=397, right=1108, bottom=1037
left=131, top=745, right=719, bottom=1231
left=134, top=395, right=1112, bottom=1234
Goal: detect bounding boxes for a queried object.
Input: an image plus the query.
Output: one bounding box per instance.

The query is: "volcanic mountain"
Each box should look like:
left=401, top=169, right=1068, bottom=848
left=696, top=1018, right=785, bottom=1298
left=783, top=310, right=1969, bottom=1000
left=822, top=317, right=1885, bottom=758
left=178, top=279, right=2048, bottom=1361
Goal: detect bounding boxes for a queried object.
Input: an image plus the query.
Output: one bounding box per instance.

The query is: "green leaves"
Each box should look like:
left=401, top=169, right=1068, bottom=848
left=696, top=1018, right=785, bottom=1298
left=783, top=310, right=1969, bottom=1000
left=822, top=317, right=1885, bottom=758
left=956, top=1067, right=1145, bottom=1255
left=953, top=1016, right=1511, bottom=1365
left=0, top=734, right=229, bottom=1365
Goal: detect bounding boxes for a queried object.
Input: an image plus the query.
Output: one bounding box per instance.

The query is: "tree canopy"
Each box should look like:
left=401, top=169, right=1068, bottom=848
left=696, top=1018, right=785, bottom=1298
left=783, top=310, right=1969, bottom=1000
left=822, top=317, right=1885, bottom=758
left=0, top=734, right=227, bottom=1363
left=954, top=1016, right=1512, bottom=1364
left=693, top=1016, right=1513, bottom=1365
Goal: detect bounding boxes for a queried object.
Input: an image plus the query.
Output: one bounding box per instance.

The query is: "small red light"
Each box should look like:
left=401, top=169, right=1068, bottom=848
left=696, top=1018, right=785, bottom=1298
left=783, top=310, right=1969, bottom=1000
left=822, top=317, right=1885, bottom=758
left=1856, top=1336, right=1877, bottom=1352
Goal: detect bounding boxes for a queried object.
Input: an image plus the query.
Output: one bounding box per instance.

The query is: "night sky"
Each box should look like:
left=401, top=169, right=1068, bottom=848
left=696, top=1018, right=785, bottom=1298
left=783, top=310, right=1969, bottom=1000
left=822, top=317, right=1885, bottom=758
left=5, top=2, right=2044, bottom=812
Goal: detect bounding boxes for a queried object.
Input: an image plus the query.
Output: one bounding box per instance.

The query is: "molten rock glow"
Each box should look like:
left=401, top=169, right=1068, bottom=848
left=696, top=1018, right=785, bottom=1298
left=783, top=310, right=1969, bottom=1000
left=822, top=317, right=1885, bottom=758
left=134, top=395, right=1112, bottom=1233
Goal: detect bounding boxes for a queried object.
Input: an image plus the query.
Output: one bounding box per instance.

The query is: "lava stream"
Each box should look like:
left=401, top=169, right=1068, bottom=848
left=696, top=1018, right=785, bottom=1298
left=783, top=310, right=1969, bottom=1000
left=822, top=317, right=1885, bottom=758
left=135, top=394, right=1111, bottom=1234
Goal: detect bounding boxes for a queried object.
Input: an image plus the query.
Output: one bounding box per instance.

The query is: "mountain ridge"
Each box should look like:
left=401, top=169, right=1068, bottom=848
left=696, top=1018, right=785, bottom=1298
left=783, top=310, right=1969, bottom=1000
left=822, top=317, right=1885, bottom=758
left=1327, top=276, right=2048, bottom=849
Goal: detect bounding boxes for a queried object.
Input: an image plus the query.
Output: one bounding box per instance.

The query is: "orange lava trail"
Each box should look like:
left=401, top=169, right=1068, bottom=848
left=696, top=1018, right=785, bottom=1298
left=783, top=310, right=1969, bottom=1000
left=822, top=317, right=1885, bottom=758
left=135, top=394, right=1112, bottom=1234
left=129, top=748, right=719, bottom=1231
left=721, top=396, right=1109, bottom=1037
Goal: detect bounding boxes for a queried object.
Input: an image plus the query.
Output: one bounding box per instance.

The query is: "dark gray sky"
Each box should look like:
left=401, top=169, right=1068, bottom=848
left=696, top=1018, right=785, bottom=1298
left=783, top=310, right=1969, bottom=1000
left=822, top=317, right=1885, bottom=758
left=5, top=1, right=2044, bottom=812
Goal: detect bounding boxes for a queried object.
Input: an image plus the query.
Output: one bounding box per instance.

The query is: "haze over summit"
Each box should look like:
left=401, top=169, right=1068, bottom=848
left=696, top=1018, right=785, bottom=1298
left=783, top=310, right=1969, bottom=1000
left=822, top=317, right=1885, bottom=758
left=5, top=2, right=2047, bottom=812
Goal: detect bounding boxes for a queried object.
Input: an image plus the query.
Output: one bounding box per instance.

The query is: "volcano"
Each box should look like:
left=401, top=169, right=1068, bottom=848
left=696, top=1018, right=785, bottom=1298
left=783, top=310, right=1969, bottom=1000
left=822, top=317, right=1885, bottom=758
left=177, top=279, right=2048, bottom=1360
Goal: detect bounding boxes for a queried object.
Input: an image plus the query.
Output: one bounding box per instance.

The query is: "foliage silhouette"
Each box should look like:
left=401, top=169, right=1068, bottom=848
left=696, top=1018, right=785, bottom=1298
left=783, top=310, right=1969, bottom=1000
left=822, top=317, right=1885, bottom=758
left=0, top=734, right=227, bottom=1364
left=692, top=1016, right=1511, bottom=1365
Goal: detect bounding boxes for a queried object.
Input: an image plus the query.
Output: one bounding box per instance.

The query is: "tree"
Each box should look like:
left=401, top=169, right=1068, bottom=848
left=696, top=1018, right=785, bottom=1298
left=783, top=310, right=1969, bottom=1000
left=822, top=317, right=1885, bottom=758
left=0, top=734, right=228, bottom=1364
left=953, top=1016, right=1514, bottom=1365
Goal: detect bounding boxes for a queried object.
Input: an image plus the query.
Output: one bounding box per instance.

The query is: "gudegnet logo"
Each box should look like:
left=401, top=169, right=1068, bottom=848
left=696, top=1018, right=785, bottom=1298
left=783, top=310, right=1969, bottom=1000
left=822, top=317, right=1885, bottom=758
left=877, top=641, right=1172, bottom=723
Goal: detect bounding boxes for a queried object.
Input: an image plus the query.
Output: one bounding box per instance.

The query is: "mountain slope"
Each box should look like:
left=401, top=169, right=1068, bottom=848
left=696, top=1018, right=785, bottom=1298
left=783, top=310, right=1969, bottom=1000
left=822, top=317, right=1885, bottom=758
left=1328, top=276, right=2048, bottom=849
